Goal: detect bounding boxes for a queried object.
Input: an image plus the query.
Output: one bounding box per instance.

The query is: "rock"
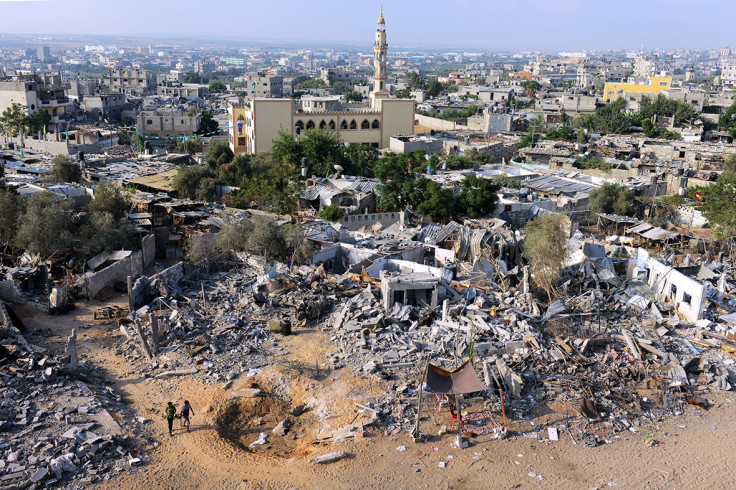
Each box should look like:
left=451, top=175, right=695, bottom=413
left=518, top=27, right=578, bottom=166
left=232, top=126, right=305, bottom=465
left=273, top=419, right=290, bottom=437
left=232, top=388, right=261, bottom=398
left=288, top=404, right=307, bottom=417
left=30, top=467, right=48, bottom=483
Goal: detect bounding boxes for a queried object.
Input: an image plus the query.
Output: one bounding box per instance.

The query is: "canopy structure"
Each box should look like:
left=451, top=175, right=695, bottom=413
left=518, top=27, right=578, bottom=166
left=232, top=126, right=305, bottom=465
left=425, top=361, right=487, bottom=395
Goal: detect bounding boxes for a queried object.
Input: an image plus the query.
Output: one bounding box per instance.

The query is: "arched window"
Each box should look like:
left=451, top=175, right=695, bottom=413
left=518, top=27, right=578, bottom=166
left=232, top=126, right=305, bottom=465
left=319, top=120, right=326, bottom=129
left=350, top=120, right=357, bottom=130
left=361, top=120, right=370, bottom=130
left=306, top=120, right=315, bottom=129
left=372, top=119, right=380, bottom=129
left=341, top=120, right=348, bottom=130
left=329, top=120, right=336, bottom=130
left=295, top=120, right=304, bottom=131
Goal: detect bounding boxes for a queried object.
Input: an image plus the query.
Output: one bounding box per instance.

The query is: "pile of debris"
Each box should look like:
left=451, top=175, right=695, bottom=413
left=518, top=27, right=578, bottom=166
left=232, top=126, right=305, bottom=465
left=117, top=263, right=358, bottom=385
left=0, top=303, right=137, bottom=488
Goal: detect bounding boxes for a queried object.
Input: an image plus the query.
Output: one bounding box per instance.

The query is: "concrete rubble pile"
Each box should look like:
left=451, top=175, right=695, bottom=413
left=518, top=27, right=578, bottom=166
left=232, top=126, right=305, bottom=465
left=113, top=226, right=736, bottom=448
left=117, top=263, right=359, bottom=385
left=0, top=303, right=136, bottom=489
left=323, top=242, right=736, bottom=444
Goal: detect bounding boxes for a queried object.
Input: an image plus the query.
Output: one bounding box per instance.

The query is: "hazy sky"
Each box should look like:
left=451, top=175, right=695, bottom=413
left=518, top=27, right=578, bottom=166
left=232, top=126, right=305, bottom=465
left=0, top=0, right=734, bottom=51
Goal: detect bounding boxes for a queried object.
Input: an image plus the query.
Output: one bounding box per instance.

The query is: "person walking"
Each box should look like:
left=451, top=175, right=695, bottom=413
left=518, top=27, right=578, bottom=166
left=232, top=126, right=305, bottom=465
left=164, top=402, right=176, bottom=436
left=180, top=400, right=194, bottom=432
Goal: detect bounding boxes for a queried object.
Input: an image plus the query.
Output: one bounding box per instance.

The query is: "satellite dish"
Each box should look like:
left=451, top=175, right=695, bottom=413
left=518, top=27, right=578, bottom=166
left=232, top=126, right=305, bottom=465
left=334, top=165, right=344, bottom=173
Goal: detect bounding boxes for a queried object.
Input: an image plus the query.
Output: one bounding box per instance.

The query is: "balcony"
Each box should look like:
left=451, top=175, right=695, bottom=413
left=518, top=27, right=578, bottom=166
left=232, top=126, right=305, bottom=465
left=39, top=98, right=71, bottom=108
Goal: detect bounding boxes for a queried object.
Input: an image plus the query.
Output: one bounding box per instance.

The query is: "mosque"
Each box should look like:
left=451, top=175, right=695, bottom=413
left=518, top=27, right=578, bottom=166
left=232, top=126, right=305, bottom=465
left=227, top=8, right=416, bottom=155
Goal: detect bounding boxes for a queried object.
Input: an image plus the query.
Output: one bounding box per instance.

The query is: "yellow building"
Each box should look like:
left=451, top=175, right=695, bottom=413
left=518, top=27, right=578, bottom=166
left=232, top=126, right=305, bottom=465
left=228, top=8, right=415, bottom=155
left=602, top=76, right=671, bottom=102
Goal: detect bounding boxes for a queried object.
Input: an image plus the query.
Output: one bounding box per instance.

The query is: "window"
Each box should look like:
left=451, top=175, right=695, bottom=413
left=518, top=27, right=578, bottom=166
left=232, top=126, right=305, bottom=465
left=660, top=81, right=667, bottom=86
left=329, top=120, right=336, bottom=130
left=306, top=120, right=315, bottom=129
left=372, top=119, right=380, bottom=129
left=319, top=120, right=326, bottom=129
left=146, top=119, right=153, bottom=125
left=341, top=120, right=348, bottom=130
left=683, top=293, right=692, bottom=305
left=238, top=137, right=245, bottom=146
left=361, top=120, right=370, bottom=129
left=350, top=120, right=357, bottom=130
left=295, top=120, right=304, bottom=130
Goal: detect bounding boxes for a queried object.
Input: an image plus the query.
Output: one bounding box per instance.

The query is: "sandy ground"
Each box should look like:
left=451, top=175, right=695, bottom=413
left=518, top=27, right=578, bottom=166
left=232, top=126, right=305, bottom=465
left=17, top=296, right=736, bottom=489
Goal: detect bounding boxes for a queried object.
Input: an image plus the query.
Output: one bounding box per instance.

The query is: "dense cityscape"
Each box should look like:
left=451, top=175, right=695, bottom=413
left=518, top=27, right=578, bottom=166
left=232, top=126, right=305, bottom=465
left=2, top=4, right=736, bottom=489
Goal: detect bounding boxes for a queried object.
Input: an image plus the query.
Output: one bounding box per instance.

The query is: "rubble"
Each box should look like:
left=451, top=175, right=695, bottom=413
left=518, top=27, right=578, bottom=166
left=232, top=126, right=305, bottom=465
left=0, top=301, right=136, bottom=488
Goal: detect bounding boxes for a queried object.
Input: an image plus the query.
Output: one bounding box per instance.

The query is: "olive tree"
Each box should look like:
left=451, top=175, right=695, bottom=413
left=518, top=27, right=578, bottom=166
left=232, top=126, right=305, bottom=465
left=523, top=213, right=572, bottom=301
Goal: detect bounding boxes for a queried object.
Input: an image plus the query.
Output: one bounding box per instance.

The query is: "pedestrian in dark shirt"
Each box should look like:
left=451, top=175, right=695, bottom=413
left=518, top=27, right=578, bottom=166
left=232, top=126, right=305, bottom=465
left=180, top=400, right=194, bottom=432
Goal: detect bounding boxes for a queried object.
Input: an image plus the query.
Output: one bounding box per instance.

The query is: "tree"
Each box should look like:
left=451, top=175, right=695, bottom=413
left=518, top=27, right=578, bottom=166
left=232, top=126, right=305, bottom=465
left=245, top=216, right=286, bottom=264
left=47, top=154, right=81, bottom=183
left=208, top=81, right=227, bottom=93
left=204, top=140, right=233, bottom=171
left=427, top=78, right=444, bottom=97
left=198, top=112, right=218, bottom=135
left=173, top=165, right=216, bottom=200
left=87, top=212, right=137, bottom=254
left=491, top=175, right=522, bottom=189
left=181, top=71, right=201, bottom=83
left=0, top=103, right=27, bottom=137
left=271, top=129, right=302, bottom=167
left=719, top=101, right=736, bottom=137
left=281, top=223, right=311, bottom=266
left=576, top=128, right=589, bottom=144
left=588, top=182, right=634, bottom=216
left=395, top=87, right=411, bottom=98
left=15, top=192, right=73, bottom=258
left=135, top=133, right=145, bottom=152
left=415, top=180, right=458, bottom=221
left=702, top=172, right=736, bottom=237
left=186, top=234, right=220, bottom=273
left=175, top=135, right=201, bottom=154
left=272, top=128, right=345, bottom=177
left=522, top=80, right=541, bottom=97
left=342, top=143, right=379, bottom=177
left=460, top=175, right=500, bottom=218
left=0, top=188, right=23, bottom=252
left=523, top=213, right=571, bottom=301
left=215, top=217, right=252, bottom=252
left=639, top=94, right=697, bottom=125
left=319, top=203, right=346, bottom=222
left=725, top=154, right=736, bottom=174
left=89, top=181, right=129, bottom=220
left=26, top=111, right=51, bottom=135
left=218, top=153, right=253, bottom=186
left=578, top=98, right=633, bottom=135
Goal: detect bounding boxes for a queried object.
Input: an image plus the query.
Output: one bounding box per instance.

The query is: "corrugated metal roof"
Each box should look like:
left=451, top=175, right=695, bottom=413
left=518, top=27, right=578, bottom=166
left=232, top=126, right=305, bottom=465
left=627, top=222, right=653, bottom=234
left=300, top=186, right=322, bottom=200
left=641, top=228, right=679, bottom=241
left=524, top=175, right=597, bottom=197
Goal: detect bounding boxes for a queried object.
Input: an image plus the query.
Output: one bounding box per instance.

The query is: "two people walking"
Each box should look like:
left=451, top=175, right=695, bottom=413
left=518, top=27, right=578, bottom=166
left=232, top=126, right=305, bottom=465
left=164, top=400, right=195, bottom=436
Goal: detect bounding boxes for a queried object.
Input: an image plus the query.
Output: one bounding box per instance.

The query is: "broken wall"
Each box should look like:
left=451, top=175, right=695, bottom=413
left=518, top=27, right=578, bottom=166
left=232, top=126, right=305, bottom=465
left=338, top=211, right=405, bottom=232
left=83, top=250, right=144, bottom=299
left=142, top=234, right=156, bottom=269
left=642, top=249, right=707, bottom=323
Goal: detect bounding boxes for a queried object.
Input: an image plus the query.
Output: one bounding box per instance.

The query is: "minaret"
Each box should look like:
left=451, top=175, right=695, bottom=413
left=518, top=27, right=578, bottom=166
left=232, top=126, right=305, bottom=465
left=371, top=6, right=389, bottom=106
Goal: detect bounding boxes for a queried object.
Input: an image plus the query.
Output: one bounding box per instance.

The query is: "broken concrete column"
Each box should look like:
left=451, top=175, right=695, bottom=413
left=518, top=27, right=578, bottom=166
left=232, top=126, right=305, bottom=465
left=135, top=321, right=153, bottom=360
left=127, top=276, right=134, bottom=315
left=151, top=314, right=159, bottom=356
left=66, top=328, right=78, bottom=372
left=496, top=358, right=522, bottom=398
left=442, top=299, right=449, bottom=322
